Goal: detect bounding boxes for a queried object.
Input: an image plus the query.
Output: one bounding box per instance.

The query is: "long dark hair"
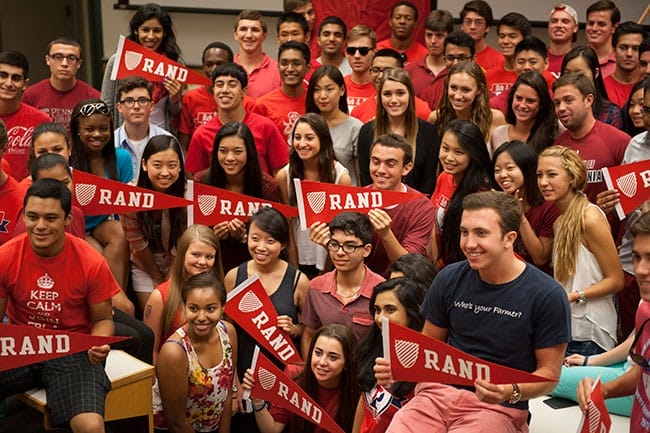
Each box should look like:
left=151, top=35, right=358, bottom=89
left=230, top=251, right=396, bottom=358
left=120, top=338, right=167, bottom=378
left=128, top=2, right=181, bottom=61
left=292, top=324, right=359, bottom=433
left=136, top=135, right=186, bottom=251
left=561, top=46, right=613, bottom=120
left=70, top=98, right=117, bottom=180
left=622, top=78, right=649, bottom=137
left=492, top=140, right=544, bottom=207
left=29, top=122, right=74, bottom=169
left=288, top=113, right=337, bottom=206
left=505, top=72, right=557, bottom=154
left=357, top=278, right=425, bottom=399
left=305, top=64, right=348, bottom=114
left=204, top=121, right=265, bottom=198
left=248, top=207, right=290, bottom=261
left=439, top=119, right=494, bottom=265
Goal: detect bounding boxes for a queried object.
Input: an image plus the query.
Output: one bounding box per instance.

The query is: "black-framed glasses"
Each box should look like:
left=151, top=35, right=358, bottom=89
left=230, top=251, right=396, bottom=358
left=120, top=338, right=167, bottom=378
left=346, top=46, right=373, bottom=56
left=48, top=53, right=80, bottom=63
left=79, top=102, right=109, bottom=116
left=629, top=318, right=650, bottom=369
left=326, top=240, right=365, bottom=254
left=119, top=97, right=152, bottom=108
left=445, top=54, right=472, bottom=63
left=642, top=106, right=650, bottom=114
left=371, top=66, right=394, bottom=75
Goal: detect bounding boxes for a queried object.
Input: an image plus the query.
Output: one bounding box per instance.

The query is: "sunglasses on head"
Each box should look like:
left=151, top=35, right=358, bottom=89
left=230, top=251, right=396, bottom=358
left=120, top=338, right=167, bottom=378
left=346, top=46, right=372, bottom=56
left=629, top=318, right=650, bottom=369
left=79, top=102, right=109, bottom=117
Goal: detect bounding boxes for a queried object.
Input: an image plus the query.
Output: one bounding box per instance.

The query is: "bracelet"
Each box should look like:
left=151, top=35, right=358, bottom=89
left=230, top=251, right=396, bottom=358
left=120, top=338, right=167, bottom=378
left=582, top=355, right=589, bottom=366
left=253, top=400, right=268, bottom=412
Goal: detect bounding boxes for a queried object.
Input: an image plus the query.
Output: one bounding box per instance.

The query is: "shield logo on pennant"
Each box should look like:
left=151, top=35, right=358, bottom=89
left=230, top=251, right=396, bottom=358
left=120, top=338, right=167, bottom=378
left=616, top=173, right=637, bottom=198
left=124, top=50, right=143, bottom=70
left=198, top=195, right=217, bottom=216
left=258, top=367, right=277, bottom=391
left=587, top=401, right=600, bottom=433
left=75, top=184, right=97, bottom=206
left=238, top=291, right=263, bottom=313
left=395, top=339, right=419, bottom=369
left=307, top=191, right=326, bottom=214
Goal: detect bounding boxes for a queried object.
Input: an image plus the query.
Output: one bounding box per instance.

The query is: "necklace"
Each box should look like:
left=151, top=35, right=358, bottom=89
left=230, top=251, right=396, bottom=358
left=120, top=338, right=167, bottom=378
left=337, top=286, right=361, bottom=299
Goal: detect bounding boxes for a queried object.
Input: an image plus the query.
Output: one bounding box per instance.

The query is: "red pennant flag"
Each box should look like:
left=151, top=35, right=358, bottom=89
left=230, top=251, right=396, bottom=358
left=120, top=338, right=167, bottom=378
left=578, top=377, right=612, bottom=433
left=110, top=35, right=210, bottom=86
left=225, top=274, right=302, bottom=364
left=381, top=318, right=554, bottom=386
left=72, top=169, right=192, bottom=215
left=243, top=347, right=345, bottom=433
left=0, top=324, right=129, bottom=371
left=294, top=179, right=425, bottom=230
left=602, top=160, right=650, bottom=220
left=188, top=181, right=298, bottom=226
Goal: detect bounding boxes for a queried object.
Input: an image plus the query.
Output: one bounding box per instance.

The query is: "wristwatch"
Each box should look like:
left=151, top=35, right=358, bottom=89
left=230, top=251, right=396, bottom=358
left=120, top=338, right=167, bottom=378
left=508, top=383, right=521, bottom=404
left=576, top=290, right=586, bottom=304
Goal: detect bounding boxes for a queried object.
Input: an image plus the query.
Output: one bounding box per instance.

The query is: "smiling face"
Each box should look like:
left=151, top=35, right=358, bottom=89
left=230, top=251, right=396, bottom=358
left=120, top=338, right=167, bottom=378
left=460, top=207, right=515, bottom=273
left=497, top=25, right=524, bottom=58
left=137, top=18, right=164, bottom=51
left=369, top=143, right=412, bottom=191
left=548, top=9, right=578, bottom=44
left=142, top=147, right=181, bottom=192
left=217, top=135, right=247, bottom=177
left=310, top=336, right=345, bottom=389
left=32, top=132, right=71, bottom=163
left=493, top=151, right=524, bottom=194
left=278, top=48, right=309, bottom=88
left=438, top=130, right=470, bottom=182
left=184, top=287, right=224, bottom=338
left=511, top=83, right=540, bottom=125
left=381, top=79, right=409, bottom=119
left=374, top=289, right=408, bottom=329
left=514, top=50, right=547, bottom=75
left=536, top=155, right=574, bottom=204
left=563, top=56, right=595, bottom=81
left=318, top=24, right=345, bottom=56
left=312, top=75, right=344, bottom=115
left=553, top=84, right=593, bottom=132
left=77, top=114, right=111, bottom=156
left=278, top=22, right=307, bottom=44
left=24, top=196, right=71, bottom=257
left=586, top=10, right=615, bottom=49
left=0, top=63, right=27, bottom=103
left=447, top=72, right=479, bottom=116
left=628, top=87, right=645, bottom=129
left=234, top=19, right=266, bottom=54
left=213, top=74, right=245, bottom=112
left=633, top=233, right=650, bottom=302
left=247, top=221, right=283, bottom=267
left=292, top=121, right=320, bottom=161
left=183, top=240, right=217, bottom=277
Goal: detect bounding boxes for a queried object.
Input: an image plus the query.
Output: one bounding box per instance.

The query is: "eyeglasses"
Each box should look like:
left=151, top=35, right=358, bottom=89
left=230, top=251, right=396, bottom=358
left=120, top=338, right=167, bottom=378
left=346, top=46, right=373, bottom=56
left=629, top=318, right=650, bottom=369
left=462, top=18, right=486, bottom=27
left=48, top=53, right=80, bottom=63
left=326, top=240, right=365, bottom=254
left=445, top=54, right=472, bottom=63
left=79, top=102, right=109, bottom=116
left=119, top=97, right=152, bottom=108
left=642, top=106, right=650, bottom=114
left=371, top=66, right=394, bottom=75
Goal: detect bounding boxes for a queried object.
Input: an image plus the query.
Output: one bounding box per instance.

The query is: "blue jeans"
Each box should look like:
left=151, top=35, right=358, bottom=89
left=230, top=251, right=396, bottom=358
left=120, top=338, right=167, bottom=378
left=566, top=340, right=606, bottom=357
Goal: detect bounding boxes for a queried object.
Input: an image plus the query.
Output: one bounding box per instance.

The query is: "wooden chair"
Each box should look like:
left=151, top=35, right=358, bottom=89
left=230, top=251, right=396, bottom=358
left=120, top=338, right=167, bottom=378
left=18, top=350, right=153, bottom=433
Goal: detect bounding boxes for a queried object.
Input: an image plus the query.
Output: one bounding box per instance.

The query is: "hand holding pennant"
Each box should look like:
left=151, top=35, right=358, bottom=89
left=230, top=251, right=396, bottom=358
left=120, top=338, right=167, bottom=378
left=602, top=161, right=650, bottom=220
left=225, top=274, right=302, bottom=364
left=72, top=169, right=192, bottom=215
left=110, top=35, right=210, bottom=86
left=381, top=317, right=554, bottom=386
left=187, top=180, right=298, bottom=226
left=243, top=346, right=345, bottom=433
left=294, top=179, right=425, bottom=230
left=577, top=377, right=611, bottom=433
left=0, top=324, right=129, bottom=371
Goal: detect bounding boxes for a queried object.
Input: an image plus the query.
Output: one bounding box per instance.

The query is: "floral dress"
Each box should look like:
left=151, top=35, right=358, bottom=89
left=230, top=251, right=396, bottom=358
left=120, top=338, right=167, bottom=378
left=153, top=321, right=234, bottom=432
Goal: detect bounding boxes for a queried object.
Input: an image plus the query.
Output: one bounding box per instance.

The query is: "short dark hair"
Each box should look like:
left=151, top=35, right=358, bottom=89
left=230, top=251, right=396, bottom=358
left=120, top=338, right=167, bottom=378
left=586, top=0, right=621, bottom=26
left=425, top=9, right=454, bottom=33
left=444, top=31, right=476, bottom=56
left=277, top=11, right=309, bottom=36
left=328, top=212, right=373, bottom=245
left=460, top=0, right=493, bottom=28
left=612, top=21, right=648, bottom=49
left=373, top=48, right=404, bottom=68
left=202, top=41, right=234, bottom=64
left=515, top=36, right=548, bottom=59
left=248, top=207, right=290, bottom=247
left=30, top=153, right=71, bottom=181
left=211, top=62, right=248, bottom=89
left=25, top=178, right=72, bottom=218
left=462, top=190, right=522, bottom=236
left=497, top=12, right=532, bottom=38
left=390, top=1, right=418, bottom=21
left=117, top=75, right=153, bottom=99
left=319, top=15, right=347, bottom=38
left=234, top=9, right=267, bottom=33
left=640, top=38, right=650, bottom=58
left=181, top=272, right=227, bottom=305
left=370, top=133, right=413, bottom=165
left=0, top=51, right=29, bottom=78
left=283, top=0, right=311, bottom=11
left=278, top=41, right=311, bottom=64
left=46, top=37, right=81, bottom=56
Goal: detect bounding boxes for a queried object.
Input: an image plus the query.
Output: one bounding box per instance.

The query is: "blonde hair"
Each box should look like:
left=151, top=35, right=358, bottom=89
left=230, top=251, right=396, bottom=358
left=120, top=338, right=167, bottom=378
left=347, top=24, right=376, bottom=47
left=161, top=224, right=224, bottom=338
left=539, top=146, right=588, bottom=282
left=374, top=68, right=419, bottom=160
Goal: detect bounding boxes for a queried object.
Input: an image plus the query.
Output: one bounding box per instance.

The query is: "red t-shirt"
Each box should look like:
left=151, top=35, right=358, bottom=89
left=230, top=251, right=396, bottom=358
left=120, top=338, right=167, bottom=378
left=351, top=96, right=431, bottom=123
left=376, top=39, right=428, bottom=64
left=0, top=175, right=26, bottom=246
left=1, top=103, right=52, bottom=181
left=23, top=79, right=100, bottom=133
left=547, top=51, right=565, bottom=80
left=474, top=45, right=503, bottom=71
left=0, top=232, right=120, bottom=332
left=631, top=300, right=650, bottom=432
left=344, top=76, right=376, bottom=114
left=253, top=87, right=307, bottom=143
left=489, top=70, right=556, bottom=114
left=603, top=75, right=636, bottom=109
left=430, top=171, right=456, bottom=250
left=186, top=111, right=289, bottom=176
left=485, top=61, right=517, bottom=97
left=269, top=383, right=340, bottom=433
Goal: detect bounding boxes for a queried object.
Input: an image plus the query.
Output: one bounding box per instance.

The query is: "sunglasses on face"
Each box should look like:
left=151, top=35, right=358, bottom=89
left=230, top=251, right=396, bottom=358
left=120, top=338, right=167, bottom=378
left=629, top=318, right=650, bottom=369
left=79, top=103, right=109, bottom=117
left=346, top=46, right=372, bottom=56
